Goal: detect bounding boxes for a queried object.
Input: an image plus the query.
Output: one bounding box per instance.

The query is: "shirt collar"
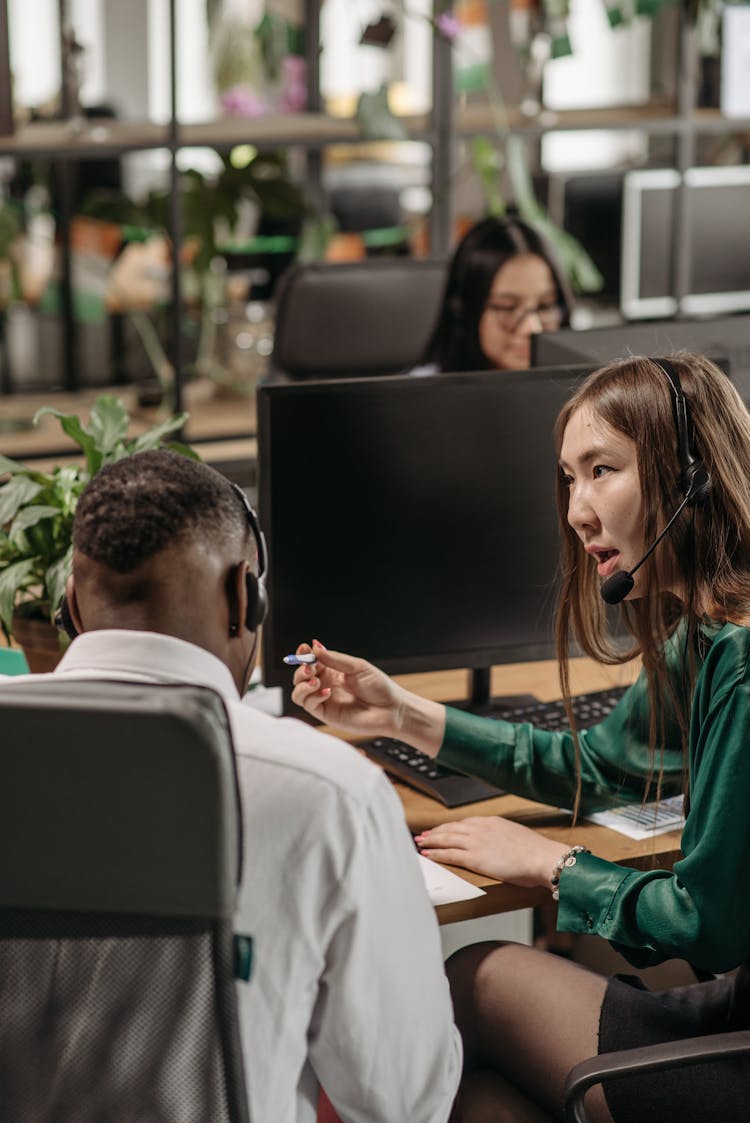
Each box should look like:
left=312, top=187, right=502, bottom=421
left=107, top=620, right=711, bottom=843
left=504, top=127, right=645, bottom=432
left=55, top=630, right=241, bottom=705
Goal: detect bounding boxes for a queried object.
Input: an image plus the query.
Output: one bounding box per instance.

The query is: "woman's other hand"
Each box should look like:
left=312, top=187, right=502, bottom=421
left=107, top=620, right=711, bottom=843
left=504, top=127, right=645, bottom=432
left=414, top=816, right=568, bottom=888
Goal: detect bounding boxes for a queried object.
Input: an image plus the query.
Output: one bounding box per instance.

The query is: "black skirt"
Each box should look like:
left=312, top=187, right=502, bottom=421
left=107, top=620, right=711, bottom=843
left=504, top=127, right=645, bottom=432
left=598, top=963, right=750, bottom=1122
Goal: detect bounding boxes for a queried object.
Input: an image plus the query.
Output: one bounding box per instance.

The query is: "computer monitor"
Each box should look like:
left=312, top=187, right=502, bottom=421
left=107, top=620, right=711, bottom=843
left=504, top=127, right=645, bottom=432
left=531, top=317, right=749, bottom=401
left=258, top=363, right=595, bottom=713
left=620, top=165, right=750, bottom=320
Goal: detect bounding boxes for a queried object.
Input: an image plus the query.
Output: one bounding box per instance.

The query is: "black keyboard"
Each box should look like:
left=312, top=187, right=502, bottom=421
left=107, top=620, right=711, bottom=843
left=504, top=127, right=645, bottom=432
left=492, top=684, right=629, bottom=732
left=360, top=738, right=505, bottom=808
left=360, top=685, right=630, bottom=806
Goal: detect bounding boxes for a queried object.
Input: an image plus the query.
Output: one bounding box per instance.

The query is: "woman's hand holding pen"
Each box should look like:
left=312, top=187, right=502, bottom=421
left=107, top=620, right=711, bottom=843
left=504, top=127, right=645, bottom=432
left=415, top=816, right=568, bottom=889
left=290, top=640, right=446, bottom=753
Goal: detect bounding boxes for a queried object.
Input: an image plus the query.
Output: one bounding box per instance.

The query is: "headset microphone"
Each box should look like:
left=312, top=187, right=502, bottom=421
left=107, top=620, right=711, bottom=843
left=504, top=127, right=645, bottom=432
left=600, top=491, right=693, bottom=605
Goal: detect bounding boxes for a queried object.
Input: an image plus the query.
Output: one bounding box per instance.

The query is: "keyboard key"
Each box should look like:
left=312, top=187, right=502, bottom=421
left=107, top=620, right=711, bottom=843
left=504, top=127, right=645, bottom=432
left=492, top=685, right=628, bottom=731
left=360, top=738, right=505, bottom=807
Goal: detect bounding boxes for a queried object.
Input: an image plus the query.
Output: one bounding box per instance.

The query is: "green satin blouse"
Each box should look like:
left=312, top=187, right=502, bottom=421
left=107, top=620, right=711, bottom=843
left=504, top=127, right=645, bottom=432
left=438, top=621, right=750, bottom=973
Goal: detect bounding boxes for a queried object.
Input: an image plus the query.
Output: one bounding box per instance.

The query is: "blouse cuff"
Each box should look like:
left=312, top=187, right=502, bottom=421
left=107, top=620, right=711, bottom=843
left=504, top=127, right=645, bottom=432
left=556, top=850, right=635, bottom=936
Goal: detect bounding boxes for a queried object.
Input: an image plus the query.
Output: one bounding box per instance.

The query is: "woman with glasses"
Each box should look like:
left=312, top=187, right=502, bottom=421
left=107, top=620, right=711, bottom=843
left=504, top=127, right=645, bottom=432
left=417, top=214, right=574, bottom=374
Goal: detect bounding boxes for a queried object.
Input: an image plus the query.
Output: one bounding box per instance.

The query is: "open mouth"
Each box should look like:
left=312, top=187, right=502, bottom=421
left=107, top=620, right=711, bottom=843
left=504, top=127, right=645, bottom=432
left=594, top=549, right=620, bottom=577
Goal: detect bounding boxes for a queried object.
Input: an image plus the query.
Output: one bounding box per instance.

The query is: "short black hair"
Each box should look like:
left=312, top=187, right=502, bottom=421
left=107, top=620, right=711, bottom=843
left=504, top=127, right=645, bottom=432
left=73, top=450, right=252, bottom=573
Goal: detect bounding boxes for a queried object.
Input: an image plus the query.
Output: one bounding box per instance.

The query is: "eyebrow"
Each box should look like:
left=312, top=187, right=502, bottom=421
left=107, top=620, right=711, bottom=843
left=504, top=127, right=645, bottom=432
left=489, top=288, right=557, bottom=302
left=558, top=445, right=613, bottom=471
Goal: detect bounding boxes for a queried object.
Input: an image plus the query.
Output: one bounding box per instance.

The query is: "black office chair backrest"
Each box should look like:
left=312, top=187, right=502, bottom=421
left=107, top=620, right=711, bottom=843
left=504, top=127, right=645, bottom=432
left=269, top=258, right=447, bottom=378
left=0, top=678, right=249, bottom=1123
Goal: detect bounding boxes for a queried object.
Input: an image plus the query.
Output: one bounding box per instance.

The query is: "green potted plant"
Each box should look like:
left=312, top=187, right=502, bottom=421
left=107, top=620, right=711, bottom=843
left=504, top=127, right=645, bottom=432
left=0, top=394, right=197, bottom=670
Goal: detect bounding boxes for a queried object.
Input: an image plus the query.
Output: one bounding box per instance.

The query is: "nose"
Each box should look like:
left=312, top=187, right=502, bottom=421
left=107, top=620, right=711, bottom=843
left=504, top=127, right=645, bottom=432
left=566, top=481, right=597, bottom=535
left=518, top=309, right=544, bottom=336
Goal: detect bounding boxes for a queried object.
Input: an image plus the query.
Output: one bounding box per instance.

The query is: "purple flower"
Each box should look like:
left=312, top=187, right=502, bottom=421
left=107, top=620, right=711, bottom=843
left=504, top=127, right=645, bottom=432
left=436, top=11, right=462, bottom=41
left=219, top=85, right=269, bottom=118
left=280, top=56, right=307, bottom=113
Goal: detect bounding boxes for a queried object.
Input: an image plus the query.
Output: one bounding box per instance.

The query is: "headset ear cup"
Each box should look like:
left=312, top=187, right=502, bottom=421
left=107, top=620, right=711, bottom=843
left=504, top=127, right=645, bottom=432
left=684, top=462, right=711, bottom=507
left=245, top=572, right=268, bottom=632
left=55, top=595, right=79, bottom=640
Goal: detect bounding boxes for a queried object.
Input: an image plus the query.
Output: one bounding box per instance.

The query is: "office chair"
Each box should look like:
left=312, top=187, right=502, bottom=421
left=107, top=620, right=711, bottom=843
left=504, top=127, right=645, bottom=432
left=0, top=678, right=250, bottom=1123
left=268, top=257, right=446, bottom=380
left=564, top=1029, right=750, bottom=1121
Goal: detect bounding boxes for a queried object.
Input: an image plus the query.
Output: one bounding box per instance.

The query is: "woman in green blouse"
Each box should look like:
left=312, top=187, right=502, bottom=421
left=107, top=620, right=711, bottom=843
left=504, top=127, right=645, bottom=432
left=291, top=352, right=750, bottom=1122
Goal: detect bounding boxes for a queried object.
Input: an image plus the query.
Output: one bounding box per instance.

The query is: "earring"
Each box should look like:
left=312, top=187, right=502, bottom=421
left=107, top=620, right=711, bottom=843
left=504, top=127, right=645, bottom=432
left=229, top=622, right=239, bottom=637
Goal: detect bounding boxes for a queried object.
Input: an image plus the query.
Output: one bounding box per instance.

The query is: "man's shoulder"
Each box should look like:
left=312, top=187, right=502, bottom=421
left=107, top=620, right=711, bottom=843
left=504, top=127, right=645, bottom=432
left=228, top=700, right=386, bottom=804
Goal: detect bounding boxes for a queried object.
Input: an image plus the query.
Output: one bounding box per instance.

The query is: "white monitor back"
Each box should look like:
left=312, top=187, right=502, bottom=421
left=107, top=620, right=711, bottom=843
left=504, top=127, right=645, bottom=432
left=620, top=165, right=750, bottom=321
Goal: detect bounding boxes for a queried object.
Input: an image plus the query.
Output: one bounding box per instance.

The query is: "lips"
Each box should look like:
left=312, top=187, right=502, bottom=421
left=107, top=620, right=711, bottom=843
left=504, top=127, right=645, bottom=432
left=587, top=546, right=620, bottom=578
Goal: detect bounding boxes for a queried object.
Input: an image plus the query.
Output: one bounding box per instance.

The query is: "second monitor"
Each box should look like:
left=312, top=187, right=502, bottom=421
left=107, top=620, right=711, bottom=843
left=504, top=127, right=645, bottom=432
left=532, top=316, right=749, bottom=401
left=258, top=363, right=594, bottom=713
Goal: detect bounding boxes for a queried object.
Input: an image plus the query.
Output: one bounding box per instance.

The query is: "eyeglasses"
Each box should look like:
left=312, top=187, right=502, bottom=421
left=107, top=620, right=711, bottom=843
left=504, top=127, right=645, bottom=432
left=484, top=300, right=564, bottom=333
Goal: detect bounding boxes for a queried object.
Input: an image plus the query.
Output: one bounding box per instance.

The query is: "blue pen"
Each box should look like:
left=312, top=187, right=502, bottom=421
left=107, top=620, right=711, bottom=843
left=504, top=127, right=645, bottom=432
left=283, top=653, right=317, bottom=666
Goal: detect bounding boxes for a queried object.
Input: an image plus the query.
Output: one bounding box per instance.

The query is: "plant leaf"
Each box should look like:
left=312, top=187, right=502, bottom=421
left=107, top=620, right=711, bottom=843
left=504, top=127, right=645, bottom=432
left=86, top=396, right=131, bottom=459
left=9, top=505, right=61, bottom=538
left=45, top=545, right=73, bottom=623
left=0, top=558, right=37, bottom=633
left=0, top=453, right=42, bottom=477
left=296, top=214, right=337, bottom=263
left=127, top=412, right=189, bottom=453
left=33, top=406, right=101, bottom=473
left=163, top=440, right=202, bottom=461
left=506, top=136, right=603, bottom=294
left=356, top=85, right=409, bottom=141
left=470, top=138, right=506, bottom=217
left=0, top=477, right=43, bottom=526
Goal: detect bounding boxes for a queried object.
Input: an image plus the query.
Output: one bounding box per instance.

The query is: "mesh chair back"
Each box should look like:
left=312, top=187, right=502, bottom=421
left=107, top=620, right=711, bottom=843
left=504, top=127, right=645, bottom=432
left=269, top=258, right=446, bottom=378
left=0, top=679, right=249, bottom=1123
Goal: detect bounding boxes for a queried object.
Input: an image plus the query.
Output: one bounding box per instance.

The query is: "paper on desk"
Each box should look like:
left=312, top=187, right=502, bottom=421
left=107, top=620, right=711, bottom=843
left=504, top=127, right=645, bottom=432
left=418, top=854, right=486, bottom=906
left=585, top=795, right=685, bottom=841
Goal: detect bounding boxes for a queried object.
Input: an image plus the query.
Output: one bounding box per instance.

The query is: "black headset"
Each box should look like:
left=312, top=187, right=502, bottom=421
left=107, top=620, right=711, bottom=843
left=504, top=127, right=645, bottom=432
left=230, top=482, right=268, bottom=634
left=651, top=357, right=711, bottom=507
left=56, top=482, right=269, bottom=640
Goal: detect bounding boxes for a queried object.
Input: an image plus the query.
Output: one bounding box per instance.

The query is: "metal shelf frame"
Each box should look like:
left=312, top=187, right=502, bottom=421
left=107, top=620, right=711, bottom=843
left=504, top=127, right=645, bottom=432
left=0, top=1, right=746, bottom=403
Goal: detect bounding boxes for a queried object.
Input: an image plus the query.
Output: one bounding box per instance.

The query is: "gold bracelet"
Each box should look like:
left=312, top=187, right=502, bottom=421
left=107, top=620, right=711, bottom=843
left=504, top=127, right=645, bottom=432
left=550, top=845, right=590, bottom=901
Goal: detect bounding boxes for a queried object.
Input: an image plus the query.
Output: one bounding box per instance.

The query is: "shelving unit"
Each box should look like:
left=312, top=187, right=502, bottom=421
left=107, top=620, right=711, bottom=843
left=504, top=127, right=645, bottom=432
left=0, top=1, right=748, bottom=414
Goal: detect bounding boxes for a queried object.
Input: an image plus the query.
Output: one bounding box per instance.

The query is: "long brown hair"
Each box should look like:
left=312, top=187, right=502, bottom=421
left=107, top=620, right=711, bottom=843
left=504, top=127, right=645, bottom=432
left=553, top=354, right=750, bottom=816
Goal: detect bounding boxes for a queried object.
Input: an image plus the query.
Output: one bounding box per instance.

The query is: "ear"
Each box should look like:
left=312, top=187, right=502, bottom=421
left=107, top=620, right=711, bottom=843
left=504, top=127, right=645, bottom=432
left=65, top=574, right=85, bottom=635
left=226, top=561, right=249, bottom=638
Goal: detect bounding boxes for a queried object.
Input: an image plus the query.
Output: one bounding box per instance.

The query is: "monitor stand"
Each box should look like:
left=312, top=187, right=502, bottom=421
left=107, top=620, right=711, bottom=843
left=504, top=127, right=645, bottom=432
left=451, top=667, right=539, bottom=718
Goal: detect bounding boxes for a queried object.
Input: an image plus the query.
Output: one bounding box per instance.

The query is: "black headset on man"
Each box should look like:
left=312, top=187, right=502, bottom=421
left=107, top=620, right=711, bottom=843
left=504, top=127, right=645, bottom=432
left=600, top=357, right=711, bottom=605
left=57, top=481, right=268, bottom=639
left=229, top=482, right=268, bottom=634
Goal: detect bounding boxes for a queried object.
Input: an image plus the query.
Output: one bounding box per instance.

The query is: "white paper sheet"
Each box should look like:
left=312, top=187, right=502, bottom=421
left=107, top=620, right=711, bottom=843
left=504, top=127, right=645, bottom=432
left=585, top=795, right=685, bottom=841
left=418, top=854, right=486, bottom=906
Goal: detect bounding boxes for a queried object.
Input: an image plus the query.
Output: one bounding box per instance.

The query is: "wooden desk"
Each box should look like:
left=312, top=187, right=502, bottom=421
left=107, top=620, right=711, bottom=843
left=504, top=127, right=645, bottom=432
left=326, top=657, right=683, bottom=926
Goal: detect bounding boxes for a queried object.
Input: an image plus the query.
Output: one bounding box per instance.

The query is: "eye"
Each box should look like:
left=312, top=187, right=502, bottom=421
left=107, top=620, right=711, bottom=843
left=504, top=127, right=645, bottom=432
left=560, top=471, right=574, bottom=487
left=592, top=464, right=613, bottom=478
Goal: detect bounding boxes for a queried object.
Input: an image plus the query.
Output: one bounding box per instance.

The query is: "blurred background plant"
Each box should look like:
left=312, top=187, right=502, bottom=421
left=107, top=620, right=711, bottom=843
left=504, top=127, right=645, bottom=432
left=0, top=394, right=196, bottom=644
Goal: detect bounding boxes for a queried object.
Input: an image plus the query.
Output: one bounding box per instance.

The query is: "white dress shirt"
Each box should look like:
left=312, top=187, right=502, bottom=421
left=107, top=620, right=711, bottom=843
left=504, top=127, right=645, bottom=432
left=32, top=631, right=462, bottom=1123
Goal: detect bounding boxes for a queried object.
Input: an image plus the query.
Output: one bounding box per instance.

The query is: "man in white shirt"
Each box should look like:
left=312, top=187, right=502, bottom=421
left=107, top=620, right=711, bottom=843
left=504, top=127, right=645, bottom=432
left=31, top=449, right=462, bottom=1123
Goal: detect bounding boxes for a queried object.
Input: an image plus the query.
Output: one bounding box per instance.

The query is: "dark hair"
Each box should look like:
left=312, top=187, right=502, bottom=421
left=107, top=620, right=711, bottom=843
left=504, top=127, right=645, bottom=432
left=422, top=215, right=573, bottom=372
left=553, top=353, right=750, bottom=812
left=73, top=450, right=253, bottom=573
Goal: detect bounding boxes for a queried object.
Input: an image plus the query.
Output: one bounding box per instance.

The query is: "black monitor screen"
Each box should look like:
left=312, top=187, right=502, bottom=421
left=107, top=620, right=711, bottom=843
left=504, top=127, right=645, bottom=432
left=258, top=365, right=593, bottom=695
left=531, top=317, right=748, bottom=401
